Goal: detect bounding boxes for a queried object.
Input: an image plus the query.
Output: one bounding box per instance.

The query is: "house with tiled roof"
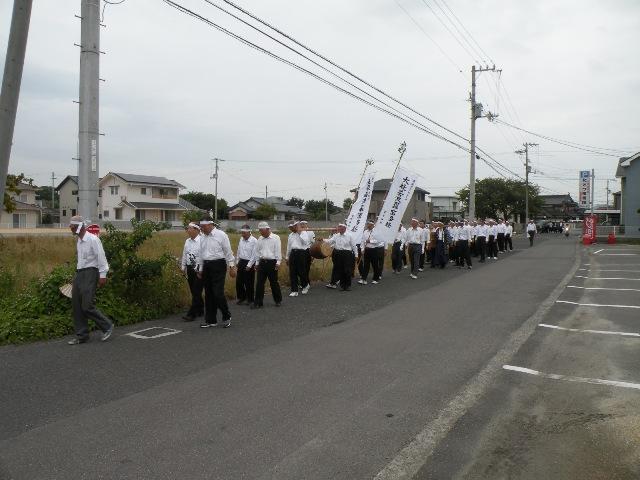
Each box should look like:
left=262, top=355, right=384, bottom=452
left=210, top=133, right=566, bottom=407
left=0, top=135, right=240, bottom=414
left=0, top=181, right=42, bottom=228
left=616, top=152, right=640, bottom=234
left=228, top=196, right=308, bottom=221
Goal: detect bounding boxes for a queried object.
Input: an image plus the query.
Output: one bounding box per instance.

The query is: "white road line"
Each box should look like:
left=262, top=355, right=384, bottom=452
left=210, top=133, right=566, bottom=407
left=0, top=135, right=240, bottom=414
left=567, top=285, right=640, bottom=292
left=599, top=254, right=638, bottom=256
left=589, top=269, right=640, bottom=273
left=575, top=275, right=640, bottom=281
left=125, top=327, right=182, bottom=339
left=503, top=365, right=640, bottom=391
left=373, top=245, right=582, bottom=480
left=556, top=300, right=640, bottom=309
left=594, top=248, right=604, bottom=254
left=538, top=323, right=640, bottom=337
left=584, top=263, right=590, bottom=265
left=590, top=263, right=640, bottom=266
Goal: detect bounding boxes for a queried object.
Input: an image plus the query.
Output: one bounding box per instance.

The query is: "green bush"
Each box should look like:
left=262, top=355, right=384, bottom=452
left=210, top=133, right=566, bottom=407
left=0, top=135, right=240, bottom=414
left=0, top=220, right=187, bottom=345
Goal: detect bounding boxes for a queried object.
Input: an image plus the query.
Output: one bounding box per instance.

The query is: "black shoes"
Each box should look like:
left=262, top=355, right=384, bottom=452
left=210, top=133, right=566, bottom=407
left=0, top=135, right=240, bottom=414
left=67, top=337, right=88, bottom=345
left=200, top=322, right=217, bottom=328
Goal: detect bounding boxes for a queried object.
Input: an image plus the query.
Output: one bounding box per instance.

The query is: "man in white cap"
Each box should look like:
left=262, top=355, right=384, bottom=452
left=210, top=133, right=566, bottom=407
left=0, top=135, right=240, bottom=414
left=359, top=220, right=383, bottom=284
left=285, top=221, right=310, bottom=297
left=526, top=219, right=537, bottom=246
left=196, top=216, right=236, bottom=328
left=67, top=216, right=113, bottom=345
left=249, top=221, right=282, bottom=308
left=324, top=222, right=357, bottom=290
left=180, top=222, right=204, bottom=321
left=391, top=223, right=406, bottom=274
left=405, top=218, right=424, bottom=279
left=496, top=218, right=506, bottom=253
left=299, top=220, right=315, bottom=280
left=235, top=224, right=257, bottom=305
left=456, top=220, right=473, bottom=269
left=486, top=219, right=498, bottom=260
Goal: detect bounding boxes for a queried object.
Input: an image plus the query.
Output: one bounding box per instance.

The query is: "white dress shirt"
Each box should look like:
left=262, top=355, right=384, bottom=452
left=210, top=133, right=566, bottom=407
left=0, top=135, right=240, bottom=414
left=76, top=232, right=109, bottom=278
left=300, top=230, right=315, bottom=249
left=181, top=235, right=201, bottom=270
left=236, top=235, right=257, bottom=262
left=250, top=233, right=282, bottom=267
left=476, top=225, right=487, bottom=238
left=457, top=225, right=473, bottom=241
left=527, top=223, right=537, bottom=233
left=487, top=225, right=498, bottom=237
left=405, top=226, right=423, bottom=245
left=506, top=224, right=513, bottom=235
left=326, top=231, right=357, bottom=255
left=361, top=229, right=383, bottom=249
left=196, top=228, right=235, bottom=270
left=394, top=227, right=406, bottom=244
left=497, top=223, right=506, bottom=234
left=286, top=232, right=306, bottom=260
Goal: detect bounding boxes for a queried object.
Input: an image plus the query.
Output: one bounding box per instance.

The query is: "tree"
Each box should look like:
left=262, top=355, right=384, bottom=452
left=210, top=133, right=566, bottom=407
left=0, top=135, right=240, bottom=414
left=36, top=186, right=59, bottom=209
left=286, top=196, right=304, bottom=208
left=3, top=173, right=32, bottom=213
left=180, top=191, right=227, bottom=219
left=456, top=177, right=543, bottom=220
left=252, top=203, right=277, bottom=220
left=343, top=197, right=353, bottom=211
left=304, top=199, right=340, bottom=221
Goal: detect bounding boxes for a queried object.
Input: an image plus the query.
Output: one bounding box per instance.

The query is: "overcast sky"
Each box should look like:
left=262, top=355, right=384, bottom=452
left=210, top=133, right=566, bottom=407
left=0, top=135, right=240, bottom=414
left=1, top=0, right=638, bottom=206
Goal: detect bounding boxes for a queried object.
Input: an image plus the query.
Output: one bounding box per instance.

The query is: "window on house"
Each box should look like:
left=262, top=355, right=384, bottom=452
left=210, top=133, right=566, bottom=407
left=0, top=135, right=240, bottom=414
left=110, top=186, right=119, bottom=195
left=19, top=193, right=28, bottom=202
left=452, top=202, right=457, bottom=210
left=71, top=190, right=78, bottom=195
left=135, top=210, right=146, bottom=221
left=103, top=210, right=109, bottom=218
left=115, top=208, right=122, bottom=220
left=141, top=187, right=146, bottom=195
left=62, top=209, right=67, bottom=217
left=98, top=189, right=102, bottom=197
left=71, top=209, right=77, bottom=216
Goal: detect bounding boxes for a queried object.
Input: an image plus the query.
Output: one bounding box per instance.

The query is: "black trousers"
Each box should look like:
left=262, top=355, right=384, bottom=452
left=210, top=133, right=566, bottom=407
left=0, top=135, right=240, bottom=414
left=235, top=258, right=255, bottom=303
left=356, top=246, right=365, bottom=278
left=457, top=240, right=472, bottom=267
left=362, top=247, right=381, bottom=281
left=408, top=244, right=422, bottom=274
left=202, top=259, right=231, bottom=323
left=528, top=231, right=535, bottom=246
left=487, top=235, right=497, bottom=258
left=505, top=234, right=513, bottom=250
left=476, top=236, right=486, bottom=262
left=72, top=267, right=112, bottom=340
left=332, top=250, right=355, bottom=288
left=376, top=246, right=385, bottom=275
left=402, top=245, right=408, bottom=266
left=288, top=249, right=309, bottom=292
left=186, top=265, right=204, bottom=316
left=497, top=233, right=505, bottom=252
left=419, top=244, right=426, bottom=269
left=391, top=241, right=403, bottom=272
left=433, top=240, right=447, bottom=268
left=471, top=238, right=478, bottom=257
left=255, top=259, right=282, bottom=306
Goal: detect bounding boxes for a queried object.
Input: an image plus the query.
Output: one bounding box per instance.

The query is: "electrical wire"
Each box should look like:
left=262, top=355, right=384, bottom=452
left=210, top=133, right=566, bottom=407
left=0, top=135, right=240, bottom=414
left=429, top=0, right=485, bottom=64
left=439, top=0, right=495, bottom=65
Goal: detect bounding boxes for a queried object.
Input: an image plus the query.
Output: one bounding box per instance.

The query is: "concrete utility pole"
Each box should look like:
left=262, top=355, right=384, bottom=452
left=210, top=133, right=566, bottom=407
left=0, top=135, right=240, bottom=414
left=469, top=65, right=500, bottom=220
left=324, top=182, right=328, bottom=221
left=50, top=171, right=57, bottom=208
left=211, top=157, right=224, bottom=222
left=77, top=0, right=101, bottom=221
left=515, top=142, right=538, bottom=223
left=590, top=168, right=595, bottom=215
left=0, top=0, right=33, bottom=206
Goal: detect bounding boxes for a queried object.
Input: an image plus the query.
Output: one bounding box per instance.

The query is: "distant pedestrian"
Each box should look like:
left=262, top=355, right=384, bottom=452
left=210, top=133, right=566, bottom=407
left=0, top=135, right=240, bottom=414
left=391, top=223, right=406, bottom=273
left=324, top=222, right=357, bottom=291
left=67, top=216, right=114, bottom=345
left=180, top=222, right=204, bottom=321
left=250, top=221, right=283, bottom=308
left=359, top=220, right=383, bottom=284
left=196, top=217, right=236, bottom=328
left=505, top=221, right=513, bottom=251
left=405, top=218, right=423, bottom=279
left=527, top=220, right=537, bottom=246
left=299, top=220, right=315, bottom=280
left=285, top=221, right=310, bottom=297
left=476, top=219, right=487, bottom=263
left=235, top=224, right=257, bottom=305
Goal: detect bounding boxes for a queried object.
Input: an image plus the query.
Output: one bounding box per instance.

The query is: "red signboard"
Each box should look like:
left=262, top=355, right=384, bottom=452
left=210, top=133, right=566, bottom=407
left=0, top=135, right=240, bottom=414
left=583, top=215, right=596, bottom=242
left=86, top=224, right=101, bottom=236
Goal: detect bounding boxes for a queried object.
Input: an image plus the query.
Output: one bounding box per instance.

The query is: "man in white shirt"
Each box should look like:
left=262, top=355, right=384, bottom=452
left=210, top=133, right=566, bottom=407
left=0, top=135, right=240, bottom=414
left=324, top=222, right=358, bottom=290
left=250, top=221, right=283, bottom=308
left=432, top=221, right=447, bottom=269
left=526, top=219, right=537, bottom=246
left=235, top=224, right=257, bottom=305
left=456, top=220, right=473, bottom=269
left=359, top=220, right=383, bottom=284
left=496, top=219, right=507, bottom=253
left=180, top=222, right=204, bottom=321
left=67, top=216, right=113, bottom=345
left=505, top=221, right=514, bottom=251
left=196, top=217, right=236, bottom=328
left=299, top=220, right=315, bottom=279
left=391, top=223, right=406, bottom=273
left=418, top=220, right=428, bottom=271
left=405, top=218, right=424, bottom=279
left=486, top=219, right=498, bottom=259
left=285, top=221, right=310, bottom=297
left=476, top=219, right=487, bottom=263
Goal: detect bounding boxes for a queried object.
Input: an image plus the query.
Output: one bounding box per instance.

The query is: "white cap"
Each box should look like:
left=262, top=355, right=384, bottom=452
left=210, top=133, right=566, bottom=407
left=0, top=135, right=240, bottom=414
left=258, top=221, right=270, bottom=229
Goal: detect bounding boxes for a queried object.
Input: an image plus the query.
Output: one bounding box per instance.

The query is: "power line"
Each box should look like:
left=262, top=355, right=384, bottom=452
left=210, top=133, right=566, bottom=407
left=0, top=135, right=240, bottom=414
left=438, top=0, right=495, bottom=65
left=429, top=0, right=485, bottom=64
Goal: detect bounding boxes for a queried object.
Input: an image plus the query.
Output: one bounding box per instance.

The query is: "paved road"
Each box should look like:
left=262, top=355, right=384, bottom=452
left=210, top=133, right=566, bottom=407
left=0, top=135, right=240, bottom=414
left=0, top=234, right=584, bottom=480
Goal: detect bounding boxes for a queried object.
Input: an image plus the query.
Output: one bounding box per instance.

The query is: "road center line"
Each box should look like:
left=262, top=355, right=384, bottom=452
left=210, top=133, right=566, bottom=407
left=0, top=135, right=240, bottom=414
left=538, top=323, right=640, bottom=337
left=575, top=275, right=640, bottom=281
left=373, top=245, right=581, bottom=480
left=503, top=365, right=640, bottom=391
left=588, top=269, right=640, bottom=273
left=594, top=248, right=604, bottom=254
left=556, top=300, right=640, bottom=309
left=567, top=285, right=640, bottom=292
left=599, top=254, right=638, bottom=256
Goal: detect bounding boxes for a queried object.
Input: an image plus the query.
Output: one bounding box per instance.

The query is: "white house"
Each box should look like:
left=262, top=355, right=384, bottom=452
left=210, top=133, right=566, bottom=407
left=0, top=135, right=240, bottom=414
left=99, top=172, right=187, bottom=226
left=0, top=181, right=42, bottom=228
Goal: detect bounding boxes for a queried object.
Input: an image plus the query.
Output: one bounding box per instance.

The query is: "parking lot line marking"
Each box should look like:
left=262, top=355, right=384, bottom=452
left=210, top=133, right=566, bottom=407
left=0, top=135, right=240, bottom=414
left=556, top=300, right=640, bottom=309
left=567, top=285, right=640, bottom=292
left=503, top=365, right=640, bottom=391
left=538, top=323, right=640, bottom=337
left=594, top=248, right=604, bottom=254
left=125, top=327, right=182, bottom=339
left=575, top=275, right=640, bottom=281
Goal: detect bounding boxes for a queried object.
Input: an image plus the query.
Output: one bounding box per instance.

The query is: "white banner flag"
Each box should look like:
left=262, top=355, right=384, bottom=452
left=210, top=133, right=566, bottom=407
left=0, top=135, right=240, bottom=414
left=372, top=167, right=418, bottom=244
left=346, top=172, right=376, bottom=240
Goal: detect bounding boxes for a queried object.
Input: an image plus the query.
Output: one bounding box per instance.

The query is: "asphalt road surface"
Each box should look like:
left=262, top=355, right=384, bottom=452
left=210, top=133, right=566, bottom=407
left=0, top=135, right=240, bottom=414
left=4, top=234, right=634, bottom=479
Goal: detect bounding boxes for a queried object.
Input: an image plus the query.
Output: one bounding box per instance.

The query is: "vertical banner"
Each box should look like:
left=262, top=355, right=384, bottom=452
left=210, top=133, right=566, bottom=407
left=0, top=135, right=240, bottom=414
left=372, top=166, right=418, bottom=244
left=583, top=214, right=597, bottom=242
left=346, top=172, right=375, bottom=240
left=579, top=170, right=590, bottom=207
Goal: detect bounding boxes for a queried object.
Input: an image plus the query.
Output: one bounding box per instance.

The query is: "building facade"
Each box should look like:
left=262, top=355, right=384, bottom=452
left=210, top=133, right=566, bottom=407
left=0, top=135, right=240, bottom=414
left=616, top=152, right=640, bottom=234
left=358, top=179, right=431, bottom=223
left=228, top=196, right=308, bottom=221
left=0, top=181, right=42, bottom=228
left=430, top=195, right=463, bottom=220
